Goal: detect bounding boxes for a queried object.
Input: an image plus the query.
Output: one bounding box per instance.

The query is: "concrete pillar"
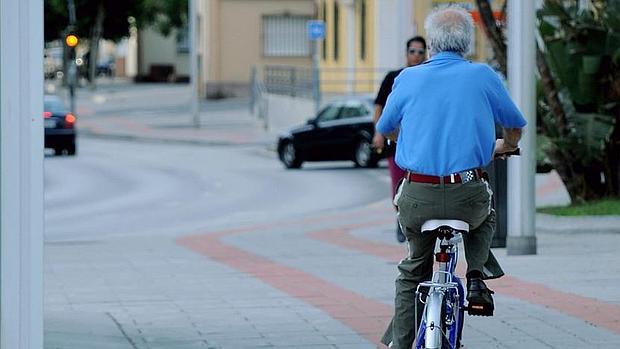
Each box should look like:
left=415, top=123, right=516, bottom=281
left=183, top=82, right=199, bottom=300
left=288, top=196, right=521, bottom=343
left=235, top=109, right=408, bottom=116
left=0, top=0, right=45, bottom=348
left=340, top=0, right=356, bottom=94
left=190, top=0, right=200, bottom=127
left=506, top=0, right=537, bottom=255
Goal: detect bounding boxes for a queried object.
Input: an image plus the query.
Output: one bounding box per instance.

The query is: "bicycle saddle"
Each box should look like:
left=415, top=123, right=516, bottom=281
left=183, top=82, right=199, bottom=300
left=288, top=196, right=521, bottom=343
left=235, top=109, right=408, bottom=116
left=421, top=219, right=469, bottom=236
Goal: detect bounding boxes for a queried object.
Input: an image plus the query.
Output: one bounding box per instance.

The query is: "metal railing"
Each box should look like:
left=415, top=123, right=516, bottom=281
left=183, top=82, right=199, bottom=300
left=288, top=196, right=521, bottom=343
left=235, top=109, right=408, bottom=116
left=264, top=65, right=315, bottom=98
left=263, top=64, right=392, bottom=99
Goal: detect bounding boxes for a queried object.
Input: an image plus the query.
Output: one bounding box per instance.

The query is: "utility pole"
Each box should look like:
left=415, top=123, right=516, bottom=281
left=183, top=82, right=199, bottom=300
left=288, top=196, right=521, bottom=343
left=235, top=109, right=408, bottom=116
left=506, top=0, right=537, bottom=255
left=1, top=0, right=45, bottom=347
left=190, top=0, right=200, bottom=128
left=66, top=0, right=78, bottom=112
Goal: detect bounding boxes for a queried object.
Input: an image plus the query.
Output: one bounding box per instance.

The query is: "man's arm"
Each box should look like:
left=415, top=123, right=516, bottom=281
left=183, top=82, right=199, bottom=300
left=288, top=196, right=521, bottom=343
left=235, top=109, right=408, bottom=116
left=503, top=127, right=522, bottom=148
left=372, top=105, right=385, bottom=150
left=376, top=74, right=404, bottom=138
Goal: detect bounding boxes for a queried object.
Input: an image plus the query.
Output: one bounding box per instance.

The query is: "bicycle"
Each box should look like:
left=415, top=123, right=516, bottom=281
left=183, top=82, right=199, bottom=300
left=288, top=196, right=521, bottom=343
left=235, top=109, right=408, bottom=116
left=412, top=149, right=520, bottom=349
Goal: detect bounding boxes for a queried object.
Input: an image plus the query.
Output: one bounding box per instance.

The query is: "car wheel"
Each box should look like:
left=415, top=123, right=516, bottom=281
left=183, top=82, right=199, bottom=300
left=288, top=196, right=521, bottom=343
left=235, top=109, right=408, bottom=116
left=66, top=143, right=76, bottom=156
left=354, top=138, right=378, bottom=168
left=279, top=142, right=302, bottom=169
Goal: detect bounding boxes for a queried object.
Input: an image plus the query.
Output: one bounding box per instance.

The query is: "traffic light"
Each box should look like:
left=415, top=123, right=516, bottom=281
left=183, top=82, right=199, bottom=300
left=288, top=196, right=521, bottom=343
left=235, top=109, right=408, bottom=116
left=65, top=33, right=79, bottom=48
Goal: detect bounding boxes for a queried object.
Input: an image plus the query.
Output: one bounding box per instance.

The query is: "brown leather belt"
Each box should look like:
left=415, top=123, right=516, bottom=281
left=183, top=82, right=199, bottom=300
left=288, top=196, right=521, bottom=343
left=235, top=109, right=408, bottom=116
left=406, top=168, right=484, bottom=184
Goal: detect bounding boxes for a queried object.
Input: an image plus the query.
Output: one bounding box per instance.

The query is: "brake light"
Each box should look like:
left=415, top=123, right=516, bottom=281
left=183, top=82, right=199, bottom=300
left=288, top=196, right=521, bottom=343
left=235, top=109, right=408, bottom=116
left=43, top=111, right=52, bottom=118
left=65, top=113, right=76, bottom=124
left=435, top=252, right=450, bottom=263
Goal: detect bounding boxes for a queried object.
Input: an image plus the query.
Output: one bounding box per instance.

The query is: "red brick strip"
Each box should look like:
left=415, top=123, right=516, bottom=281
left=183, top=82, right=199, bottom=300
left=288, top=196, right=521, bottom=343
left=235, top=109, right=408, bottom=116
left=178, top=230, right=391, bottom=347
left=310, top=226, right=620, bottom=335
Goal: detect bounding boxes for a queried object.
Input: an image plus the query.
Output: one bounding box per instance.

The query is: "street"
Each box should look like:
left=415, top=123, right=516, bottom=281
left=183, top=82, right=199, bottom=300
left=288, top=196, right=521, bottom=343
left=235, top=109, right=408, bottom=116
left=45, top=138, right=388, bottom=241
left=43, top=83, right=620, bottom=349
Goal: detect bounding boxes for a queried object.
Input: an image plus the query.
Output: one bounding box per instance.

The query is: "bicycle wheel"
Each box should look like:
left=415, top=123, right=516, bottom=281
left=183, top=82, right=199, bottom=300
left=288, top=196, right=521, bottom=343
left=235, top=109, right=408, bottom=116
left=423, top=291, right=444, bottom=349
left=425, top=292, right=460, bottom=349
left=455, top=307, right=464, bottom=348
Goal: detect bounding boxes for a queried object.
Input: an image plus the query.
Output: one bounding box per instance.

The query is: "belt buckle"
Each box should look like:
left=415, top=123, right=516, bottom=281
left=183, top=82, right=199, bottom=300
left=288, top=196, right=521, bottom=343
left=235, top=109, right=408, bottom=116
left=459, top=170, right=475, bottom=184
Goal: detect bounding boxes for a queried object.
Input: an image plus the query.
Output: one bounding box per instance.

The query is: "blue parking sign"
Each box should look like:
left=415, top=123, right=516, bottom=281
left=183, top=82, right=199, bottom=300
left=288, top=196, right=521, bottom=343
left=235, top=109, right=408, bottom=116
left=307, top=20, right=325, bottom=40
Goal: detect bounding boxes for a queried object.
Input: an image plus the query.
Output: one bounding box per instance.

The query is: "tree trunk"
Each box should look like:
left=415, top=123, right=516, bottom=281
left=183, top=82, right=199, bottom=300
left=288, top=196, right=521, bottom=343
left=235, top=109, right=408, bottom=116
left=88, top=3, right=105, bottom=89
left=535, top=47, right=590, bottom=202
left=475, top=0, right=507, bottom=77
left=536, top=46, right=568, bottom=132
left=606, top=108, right=620, bottom=196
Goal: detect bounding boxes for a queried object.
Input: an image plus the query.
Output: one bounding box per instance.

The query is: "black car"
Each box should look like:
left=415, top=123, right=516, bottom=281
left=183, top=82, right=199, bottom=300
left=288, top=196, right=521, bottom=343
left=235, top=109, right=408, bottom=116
left=277, top=97, right=385, bottom=169
left=44, top=95, right=77, bottom=155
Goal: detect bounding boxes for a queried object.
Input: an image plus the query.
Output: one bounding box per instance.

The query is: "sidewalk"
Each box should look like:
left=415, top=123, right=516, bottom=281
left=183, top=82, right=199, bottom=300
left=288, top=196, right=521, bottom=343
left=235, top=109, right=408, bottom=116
left=45, top=201, right=620, bottom=349
left=68, top=81, right=274, bottom=147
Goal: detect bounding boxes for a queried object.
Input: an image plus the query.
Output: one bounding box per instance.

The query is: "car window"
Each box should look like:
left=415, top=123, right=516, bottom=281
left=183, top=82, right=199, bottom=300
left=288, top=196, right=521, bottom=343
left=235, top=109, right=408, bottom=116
left=317, top=105, right=341, bottom=122
left=44, top=97, right=66, bottom=113
left=339, top=104, right=370, bottom=119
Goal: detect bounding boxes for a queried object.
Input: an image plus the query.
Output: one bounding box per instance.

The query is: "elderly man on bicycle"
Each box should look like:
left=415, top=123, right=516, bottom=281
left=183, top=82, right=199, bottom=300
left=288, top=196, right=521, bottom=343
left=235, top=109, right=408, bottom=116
left=376, top=6, right=527, bottom=348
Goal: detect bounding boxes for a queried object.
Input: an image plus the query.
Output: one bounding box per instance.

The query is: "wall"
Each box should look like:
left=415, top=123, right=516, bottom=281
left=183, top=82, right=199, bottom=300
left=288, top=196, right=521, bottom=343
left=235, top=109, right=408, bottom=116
left=264, top=93, right=315, bottom=135
left=139, top=27, right=189, bottom=80
left=204, top=0, right=315, bottom=97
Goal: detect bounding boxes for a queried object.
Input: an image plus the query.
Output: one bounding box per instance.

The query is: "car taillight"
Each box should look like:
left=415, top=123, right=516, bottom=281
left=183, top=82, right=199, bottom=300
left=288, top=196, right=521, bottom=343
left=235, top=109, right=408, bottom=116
left=65, top=113, right=76, bottom=124
left=64, top=113, right=76, bottom=128
left=43, top=111, right=52, bottom=118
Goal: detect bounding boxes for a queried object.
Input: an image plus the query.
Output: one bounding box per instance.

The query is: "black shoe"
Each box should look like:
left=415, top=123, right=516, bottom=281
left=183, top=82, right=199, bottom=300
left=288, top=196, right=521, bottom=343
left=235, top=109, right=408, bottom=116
left=466, top=278, right=494, bottom=316
left=396, top=222, right=406, bottom=243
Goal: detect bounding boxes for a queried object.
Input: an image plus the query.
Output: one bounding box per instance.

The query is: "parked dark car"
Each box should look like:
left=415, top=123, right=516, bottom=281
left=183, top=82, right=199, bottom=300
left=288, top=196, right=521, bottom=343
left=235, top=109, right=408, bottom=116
left=277, top=97, right=385, bottom=169
left=44, top=95, right=77, bottom=155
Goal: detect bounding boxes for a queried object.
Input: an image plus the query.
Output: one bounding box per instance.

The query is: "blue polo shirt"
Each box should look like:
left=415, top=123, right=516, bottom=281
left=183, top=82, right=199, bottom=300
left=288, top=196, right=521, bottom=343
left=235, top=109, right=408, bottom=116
left=376, top=51, right=527, bottom=176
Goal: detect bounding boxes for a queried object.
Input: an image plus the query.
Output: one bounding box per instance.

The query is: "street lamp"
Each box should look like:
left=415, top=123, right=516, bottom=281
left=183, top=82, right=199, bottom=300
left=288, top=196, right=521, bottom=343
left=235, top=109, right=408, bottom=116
left=506, top=0, right=537, bottom=255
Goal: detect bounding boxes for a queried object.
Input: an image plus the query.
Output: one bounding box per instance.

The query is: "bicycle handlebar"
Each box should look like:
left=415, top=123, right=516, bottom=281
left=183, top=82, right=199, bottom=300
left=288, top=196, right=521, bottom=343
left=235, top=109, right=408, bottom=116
left=494, top=148, right=520, bottom=159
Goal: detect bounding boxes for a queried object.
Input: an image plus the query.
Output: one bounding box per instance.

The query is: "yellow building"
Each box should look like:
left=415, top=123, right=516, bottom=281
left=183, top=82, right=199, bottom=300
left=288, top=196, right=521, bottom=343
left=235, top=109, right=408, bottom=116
left=198, top=0, right=315, bottom=98
left=317, top=0, right=505, bottom=93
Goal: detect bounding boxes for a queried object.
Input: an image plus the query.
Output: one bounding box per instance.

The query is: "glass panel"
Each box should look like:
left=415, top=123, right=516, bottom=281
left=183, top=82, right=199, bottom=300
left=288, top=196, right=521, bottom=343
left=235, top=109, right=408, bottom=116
left=317, top=105, right=341, bottom=122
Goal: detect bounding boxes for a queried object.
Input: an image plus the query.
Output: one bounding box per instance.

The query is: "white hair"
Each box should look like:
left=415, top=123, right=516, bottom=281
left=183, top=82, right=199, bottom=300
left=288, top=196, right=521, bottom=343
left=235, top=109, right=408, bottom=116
left=424, top=5, right=474, bottom=56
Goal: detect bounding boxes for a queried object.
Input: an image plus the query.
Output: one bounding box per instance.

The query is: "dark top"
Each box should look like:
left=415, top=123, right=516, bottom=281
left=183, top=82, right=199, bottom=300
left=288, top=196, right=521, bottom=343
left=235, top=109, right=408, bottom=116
left=374, top=68, right=404, bottom=107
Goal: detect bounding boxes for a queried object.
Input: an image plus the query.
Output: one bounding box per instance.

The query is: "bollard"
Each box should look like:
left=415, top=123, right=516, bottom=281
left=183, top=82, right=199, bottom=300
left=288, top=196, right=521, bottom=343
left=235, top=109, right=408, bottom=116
left=486, top=158, right=509, bottom=248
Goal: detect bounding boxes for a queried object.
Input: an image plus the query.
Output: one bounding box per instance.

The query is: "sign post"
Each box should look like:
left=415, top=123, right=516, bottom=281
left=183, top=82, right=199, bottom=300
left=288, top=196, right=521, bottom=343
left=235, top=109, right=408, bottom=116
left=307, top=20, right=325, bottom=114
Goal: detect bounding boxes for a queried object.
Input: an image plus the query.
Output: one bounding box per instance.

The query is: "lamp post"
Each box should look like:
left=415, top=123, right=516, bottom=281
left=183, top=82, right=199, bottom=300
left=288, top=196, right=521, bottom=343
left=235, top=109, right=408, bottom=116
left=506, top=0, right=537, bottom=255
left=190, top=0, right=200, bottom=128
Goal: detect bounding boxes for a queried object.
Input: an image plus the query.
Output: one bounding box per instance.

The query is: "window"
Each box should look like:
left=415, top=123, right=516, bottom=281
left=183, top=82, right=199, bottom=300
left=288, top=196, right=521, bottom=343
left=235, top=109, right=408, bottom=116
left=263, top=15, right=311, bottom=57
left=176, top=26, right=189, bottom=53
left=317, top=105, right=341, bottom=122
left=333, top=2, right=339, bottom=60
left=340, top=103, right=370, bottom=119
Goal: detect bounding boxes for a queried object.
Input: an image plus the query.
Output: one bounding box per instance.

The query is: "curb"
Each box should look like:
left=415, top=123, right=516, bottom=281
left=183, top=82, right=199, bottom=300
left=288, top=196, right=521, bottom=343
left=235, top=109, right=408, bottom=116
left=79, top=129, right=275, bottom=148
left=536, top=213, right=620, bottom=234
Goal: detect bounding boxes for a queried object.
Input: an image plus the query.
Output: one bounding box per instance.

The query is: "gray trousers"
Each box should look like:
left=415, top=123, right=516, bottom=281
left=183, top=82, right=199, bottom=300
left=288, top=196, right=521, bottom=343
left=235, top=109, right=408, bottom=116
left=381, top=178, right=504, bottom=348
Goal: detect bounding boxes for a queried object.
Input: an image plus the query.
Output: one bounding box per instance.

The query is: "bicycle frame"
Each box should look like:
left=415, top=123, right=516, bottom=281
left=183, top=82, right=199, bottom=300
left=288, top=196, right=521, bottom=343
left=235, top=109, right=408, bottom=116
left=414, top=235, right=466, bottom=349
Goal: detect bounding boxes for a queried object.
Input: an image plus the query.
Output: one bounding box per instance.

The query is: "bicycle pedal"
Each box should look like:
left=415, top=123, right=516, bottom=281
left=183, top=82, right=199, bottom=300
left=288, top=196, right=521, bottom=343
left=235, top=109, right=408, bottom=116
left=466, top=303, right=494, bottom=316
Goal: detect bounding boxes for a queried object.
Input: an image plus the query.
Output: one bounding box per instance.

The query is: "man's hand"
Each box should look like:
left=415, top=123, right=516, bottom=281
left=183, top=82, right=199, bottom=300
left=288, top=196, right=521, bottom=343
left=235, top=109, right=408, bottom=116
left=494, top=128, right=522, bottom=158
left=493, top=139, right=518, bottom=158
left=373, top=133, right=385, bottom=152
